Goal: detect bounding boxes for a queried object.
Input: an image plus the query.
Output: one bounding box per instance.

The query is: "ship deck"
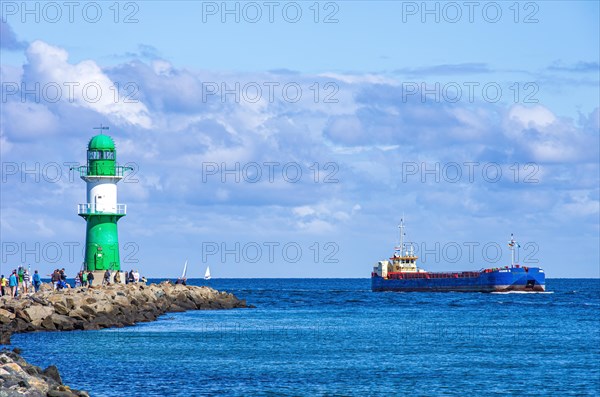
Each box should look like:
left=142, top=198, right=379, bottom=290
left=383, top=271, right=481, bottom=279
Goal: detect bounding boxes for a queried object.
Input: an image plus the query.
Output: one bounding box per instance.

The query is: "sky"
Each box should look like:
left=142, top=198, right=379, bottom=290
left=1, top=1, right=599, bottom=278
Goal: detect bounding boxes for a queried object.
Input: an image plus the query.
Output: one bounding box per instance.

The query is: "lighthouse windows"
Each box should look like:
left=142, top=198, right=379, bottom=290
left=87, top=150, right=115, bottom=160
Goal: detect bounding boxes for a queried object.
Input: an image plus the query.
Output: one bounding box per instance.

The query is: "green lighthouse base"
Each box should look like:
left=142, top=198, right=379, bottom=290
left=81, top=214, right=125, bottom=272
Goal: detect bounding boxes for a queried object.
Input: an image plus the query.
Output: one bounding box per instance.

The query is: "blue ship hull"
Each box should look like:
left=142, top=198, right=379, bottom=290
left=371, top=267, right=545, bottom=292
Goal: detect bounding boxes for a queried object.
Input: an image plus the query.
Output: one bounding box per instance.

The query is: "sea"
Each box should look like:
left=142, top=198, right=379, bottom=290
left=10, top=278, right=600, bottom=396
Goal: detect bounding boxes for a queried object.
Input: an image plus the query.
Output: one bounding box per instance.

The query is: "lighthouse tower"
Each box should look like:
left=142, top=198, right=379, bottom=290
left=73, top=132, right=132, bottom=276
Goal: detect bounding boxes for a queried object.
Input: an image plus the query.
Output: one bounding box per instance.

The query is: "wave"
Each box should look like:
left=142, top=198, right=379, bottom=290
left=491, top=291, right=554, bottom=294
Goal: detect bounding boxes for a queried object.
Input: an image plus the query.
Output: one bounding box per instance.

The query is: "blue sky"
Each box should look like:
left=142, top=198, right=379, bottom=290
left=1, top=1, right=599, bottom=278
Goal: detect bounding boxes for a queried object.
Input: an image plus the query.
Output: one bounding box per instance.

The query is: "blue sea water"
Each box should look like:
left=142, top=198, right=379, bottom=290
left=10, top=279, right=600, bottom=396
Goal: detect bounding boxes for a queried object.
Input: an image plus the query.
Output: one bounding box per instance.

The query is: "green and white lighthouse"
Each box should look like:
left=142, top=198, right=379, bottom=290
left=73, top=131, right=132, bottom=272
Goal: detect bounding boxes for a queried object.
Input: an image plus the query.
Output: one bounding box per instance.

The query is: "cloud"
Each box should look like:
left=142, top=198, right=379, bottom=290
left=268, top=68, right=300, bottom=75
left=395, top=63, right=492, bottom=76
left=23, top=41, right=152, bottom=128
left=504, top=105, right=598, bottom=163
left=508, top=105, right=556, bottom=128
left=291, top=200, right=361, bottom=234
left=1, top=42, right=598, bottom=276
left=548, top=61, right=600, bottom=73
left=1, top=102, right=61, bottom=140
left=318, top=73, right=398, bottom=85
left=0, top=21, right=27, bottom=50
left=120, top=44, right=163, bottom=61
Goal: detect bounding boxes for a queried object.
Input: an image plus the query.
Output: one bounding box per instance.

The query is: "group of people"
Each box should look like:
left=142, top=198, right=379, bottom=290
left=101, top=269, right=141, bottom=286
left=1, top=267, right=146, bottom=298
left=49, top=268, right=71, bottom=290
left=73, top=270, right=95, bottom=287
left=0, top=266, right=42, bottom=297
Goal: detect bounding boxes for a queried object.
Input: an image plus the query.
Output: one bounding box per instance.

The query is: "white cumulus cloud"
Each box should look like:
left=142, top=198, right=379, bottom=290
left=24, top=41, right=152, bottom=128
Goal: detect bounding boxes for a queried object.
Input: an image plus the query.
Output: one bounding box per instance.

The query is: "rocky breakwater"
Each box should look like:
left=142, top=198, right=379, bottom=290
left=0, top=348, right=88, bottom=397
left=0, top=282, right=249, bottom=344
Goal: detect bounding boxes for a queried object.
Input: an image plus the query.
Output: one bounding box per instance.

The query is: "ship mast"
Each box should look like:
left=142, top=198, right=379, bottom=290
left=508, top=233, right=520, bottom=266
left=398, top=218, right=405, bottom=255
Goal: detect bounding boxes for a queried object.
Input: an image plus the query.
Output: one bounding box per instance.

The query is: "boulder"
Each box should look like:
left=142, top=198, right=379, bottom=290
left=65, top=297, right=76, bottom=310
left=90, top=314, right=114, bottom=328
left=43, top=365, right=62, bottom=384
left=23, top=306, right=54, bottom=326
left=50, top=314, right=76, bottom=331
left=79, top=305, right=97, bottom=316
left=41, top=316, right=56, bottom=330
left=0, top=308, right=15, bottom=324
left=91, top=301, right=114, bottom=314
left=46, top=294, right=67, bottom=306
left=0, top=349, right=88, bottom=396
left=54, top=303, right=70, bottom=316
left=112, top=295, right=129, bottom=307
left=67, top=308, right=90, bottom=321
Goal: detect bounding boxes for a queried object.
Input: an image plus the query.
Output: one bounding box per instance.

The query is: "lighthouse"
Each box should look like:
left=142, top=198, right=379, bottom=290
left=73, top=130, right=132, bottom=277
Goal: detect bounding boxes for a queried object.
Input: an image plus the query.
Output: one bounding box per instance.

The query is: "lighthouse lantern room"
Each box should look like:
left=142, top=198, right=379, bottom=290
left=73, top=131, right=132, bottom=273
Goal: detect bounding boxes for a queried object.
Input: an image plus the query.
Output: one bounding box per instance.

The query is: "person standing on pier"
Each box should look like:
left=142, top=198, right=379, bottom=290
left=0, top=275, right=7, bottom=296
left=9, top=271, right=18, bottom=297
left=32, top=270, right=41, bottom=293
left=17, top=267, right=24, bottom=291
left=51, top=269, right=60, bottom=290
left=22, top=270, right=30, bottom=294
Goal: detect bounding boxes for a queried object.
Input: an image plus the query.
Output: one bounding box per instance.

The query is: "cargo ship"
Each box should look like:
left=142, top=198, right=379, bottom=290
left=371, top=220, right=545, bottom=292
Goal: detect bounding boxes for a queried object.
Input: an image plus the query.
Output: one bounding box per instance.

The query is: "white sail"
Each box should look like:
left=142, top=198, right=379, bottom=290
left=181, top=260, right=188, bottom=279
left=204, top=266, right=211, bottom=280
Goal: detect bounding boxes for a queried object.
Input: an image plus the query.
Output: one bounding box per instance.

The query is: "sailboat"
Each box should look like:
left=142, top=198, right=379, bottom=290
left=181, top=260, right=188, bottom=279
left=204, top=266, right=211, bottom=280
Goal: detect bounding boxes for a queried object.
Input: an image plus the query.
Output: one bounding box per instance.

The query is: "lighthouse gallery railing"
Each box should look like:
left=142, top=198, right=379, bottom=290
left=71, top=165, right=133, bottom=177
left=78, top=203, right=127, bottom=215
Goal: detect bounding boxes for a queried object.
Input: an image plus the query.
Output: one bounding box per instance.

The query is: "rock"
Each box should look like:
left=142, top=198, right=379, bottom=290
left=22, top=306, right=54, bottom=325
left=0, top=349, right=88, bottom=396
left=66, top=308, right=89, bottom=322
left=53, top=303, right=70, bottom=316
left=0, top=308, right=15, bottom=324
left=91, top=315, right=116, bottom=328
left=91, top=301, right=113, bottom=314
left=111, top=295, right=129, bottom=307
left=40, top=316, right=56, bottom=331
left=13, top=318, right=32, bottom=333
left=46, top=295, right=66, bottom=306
left=42, top=365, right=62, bottom=384
left=1, top=331, right=11, bottom=345
left=47, top=390, right=77, bottom=397
left=29, top=295, right=47, bottom=306
left=1, top=282, right=250, bottom=345
left=81, top=323, right=99, bottom=331
left=50, top=314, right=76, bottom=331
left=65, top=297, right=76, bottom=310
left=79, top=305, right=96, bottom=316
